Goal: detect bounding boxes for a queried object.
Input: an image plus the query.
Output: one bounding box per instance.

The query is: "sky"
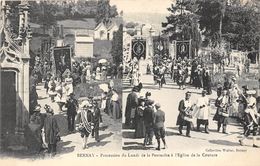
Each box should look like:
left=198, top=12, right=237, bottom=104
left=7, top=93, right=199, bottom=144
left=110, top=0, right=174, bottom=14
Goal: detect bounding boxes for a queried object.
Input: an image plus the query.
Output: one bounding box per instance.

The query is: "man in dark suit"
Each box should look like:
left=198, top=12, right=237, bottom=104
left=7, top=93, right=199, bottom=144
left=153, top=103, right=167, bottom=150
left=91, top=100, right=101, bottom=142
left=65, top=93, right=78, bottom=133
left=143, top=99, right=155, bottom=146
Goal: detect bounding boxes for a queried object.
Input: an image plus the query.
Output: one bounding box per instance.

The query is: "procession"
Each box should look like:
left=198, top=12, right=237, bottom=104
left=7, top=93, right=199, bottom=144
left=0, top=0, right=260, bottom=163
left=122, top=0, right=260, bottom=151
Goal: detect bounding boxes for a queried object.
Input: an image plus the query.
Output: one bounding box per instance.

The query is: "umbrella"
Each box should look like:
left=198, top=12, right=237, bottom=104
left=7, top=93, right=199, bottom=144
left=98, top=59, right=108, bottom=64
left=99, top=83, right=109, bottom=92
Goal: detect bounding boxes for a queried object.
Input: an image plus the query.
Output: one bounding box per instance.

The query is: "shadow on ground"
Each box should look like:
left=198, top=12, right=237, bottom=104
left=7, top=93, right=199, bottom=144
left=208, top=140, right=240, bottom=146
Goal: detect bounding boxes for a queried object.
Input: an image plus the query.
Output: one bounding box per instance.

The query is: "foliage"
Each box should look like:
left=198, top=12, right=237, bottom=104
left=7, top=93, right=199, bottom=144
left=95, top=0, right=118, bottom=26
left=162, top=0, right=202, bottom=56
left=5, top=1, right=21, bottom=37
left=29, top=1, right=58, bottom=31
left=196, top=0, right=260, bottom=52
left=222, top=4, right=260, bottom=52
left=196, top=0, right=225, bottom=47
left=125, top=22, right=139, bottom=29
left=111, top=24, right=123, bottom=66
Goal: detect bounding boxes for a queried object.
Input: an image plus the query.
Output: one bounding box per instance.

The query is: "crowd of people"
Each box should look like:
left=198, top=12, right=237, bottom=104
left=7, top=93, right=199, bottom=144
left=26, top=57, right=122, bottom=156
left=150, top=57, right=212, bottom=94
left=125, top=86, right=167, bottom=150
left=124, top=54, right=260, bottom=150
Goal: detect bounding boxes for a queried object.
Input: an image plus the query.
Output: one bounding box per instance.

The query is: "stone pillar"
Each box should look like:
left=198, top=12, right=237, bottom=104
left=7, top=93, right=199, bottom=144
left=16, top=66, right=24, bottom=134
left=22, top=59, right=30, bottom=128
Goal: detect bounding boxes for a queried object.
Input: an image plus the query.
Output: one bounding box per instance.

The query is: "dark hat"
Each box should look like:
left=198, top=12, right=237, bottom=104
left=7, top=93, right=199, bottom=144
left=145, top=91, right=151, bottom=96
left=47, top=108, right=54, bottom=114
left=69, top=93, right=75, bottom=96
left=44, top=104, right=50, bottom=110
left=147, top=99, right=154, bottom=105
left=202, top=90, right=207, bottom=94
left=155, top=103, right=161, bottom=108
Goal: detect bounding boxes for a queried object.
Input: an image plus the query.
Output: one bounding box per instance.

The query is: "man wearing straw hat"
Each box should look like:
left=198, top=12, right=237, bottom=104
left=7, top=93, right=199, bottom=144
left=76, top=100, right=94, bottom=149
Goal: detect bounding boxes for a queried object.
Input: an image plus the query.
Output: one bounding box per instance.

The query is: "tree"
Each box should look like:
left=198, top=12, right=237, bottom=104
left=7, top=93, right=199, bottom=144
left=222, top=4, right=260, bottom=52
left=95, top=0, right=118, bottom=26
left=29, top=1, right=58, bottom=33
left=5, top=0, right=21, bottom=38
left=111, top=24, right=123, bottom=66
left=196, top=0, right=227, bottom=47
left=162, top=0, right=202, bottom=56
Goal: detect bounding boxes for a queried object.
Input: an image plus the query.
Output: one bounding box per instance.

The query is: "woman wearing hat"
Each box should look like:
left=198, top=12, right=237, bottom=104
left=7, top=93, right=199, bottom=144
left=64, top=73, right=74, bottom=96
left=229, top=76, right=240, bottom=118
left=48, top=77, right=57, bottom=102
left=26, top=104, right=45, bottom=153
left=44, top=105, right=60, bottom=156
left=125, top=87, right=139, bottom=128
left=111, top=89, right=121, bottom=120
left=134, top=97, right=146, bottom=138
left=75, top=101, right=93, bottom=149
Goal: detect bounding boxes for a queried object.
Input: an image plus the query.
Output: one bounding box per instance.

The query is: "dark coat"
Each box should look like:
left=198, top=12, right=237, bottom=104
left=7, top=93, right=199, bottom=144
left=65, top=98, right=78, bottom=116
left=92, top=107, right=101, bottom=124
left=44, top=113, right=59, bottom=145
left=125, top=92, right=138, bottom=123
left=135, top=106, right=146, bottom=138
left=153, top=109, right=165, bottom=129
left=143, top=106, right=155, bottom=127
left=213, top=97, right=229, bottom=125
left=176, top=99, right=190, bottom=126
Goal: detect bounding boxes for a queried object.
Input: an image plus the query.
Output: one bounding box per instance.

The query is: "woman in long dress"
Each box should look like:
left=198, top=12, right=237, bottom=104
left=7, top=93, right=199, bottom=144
left=64, top=74, right=74, bottom=96
left=48, top=77, right=57, bottom=102
left=44, top=106, right=60, bottom=156
left=229, top=84, right=239, bottom=118
left=111, top=89, right=121, bottom=120
left=135, top=98, right=146, bottom=138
